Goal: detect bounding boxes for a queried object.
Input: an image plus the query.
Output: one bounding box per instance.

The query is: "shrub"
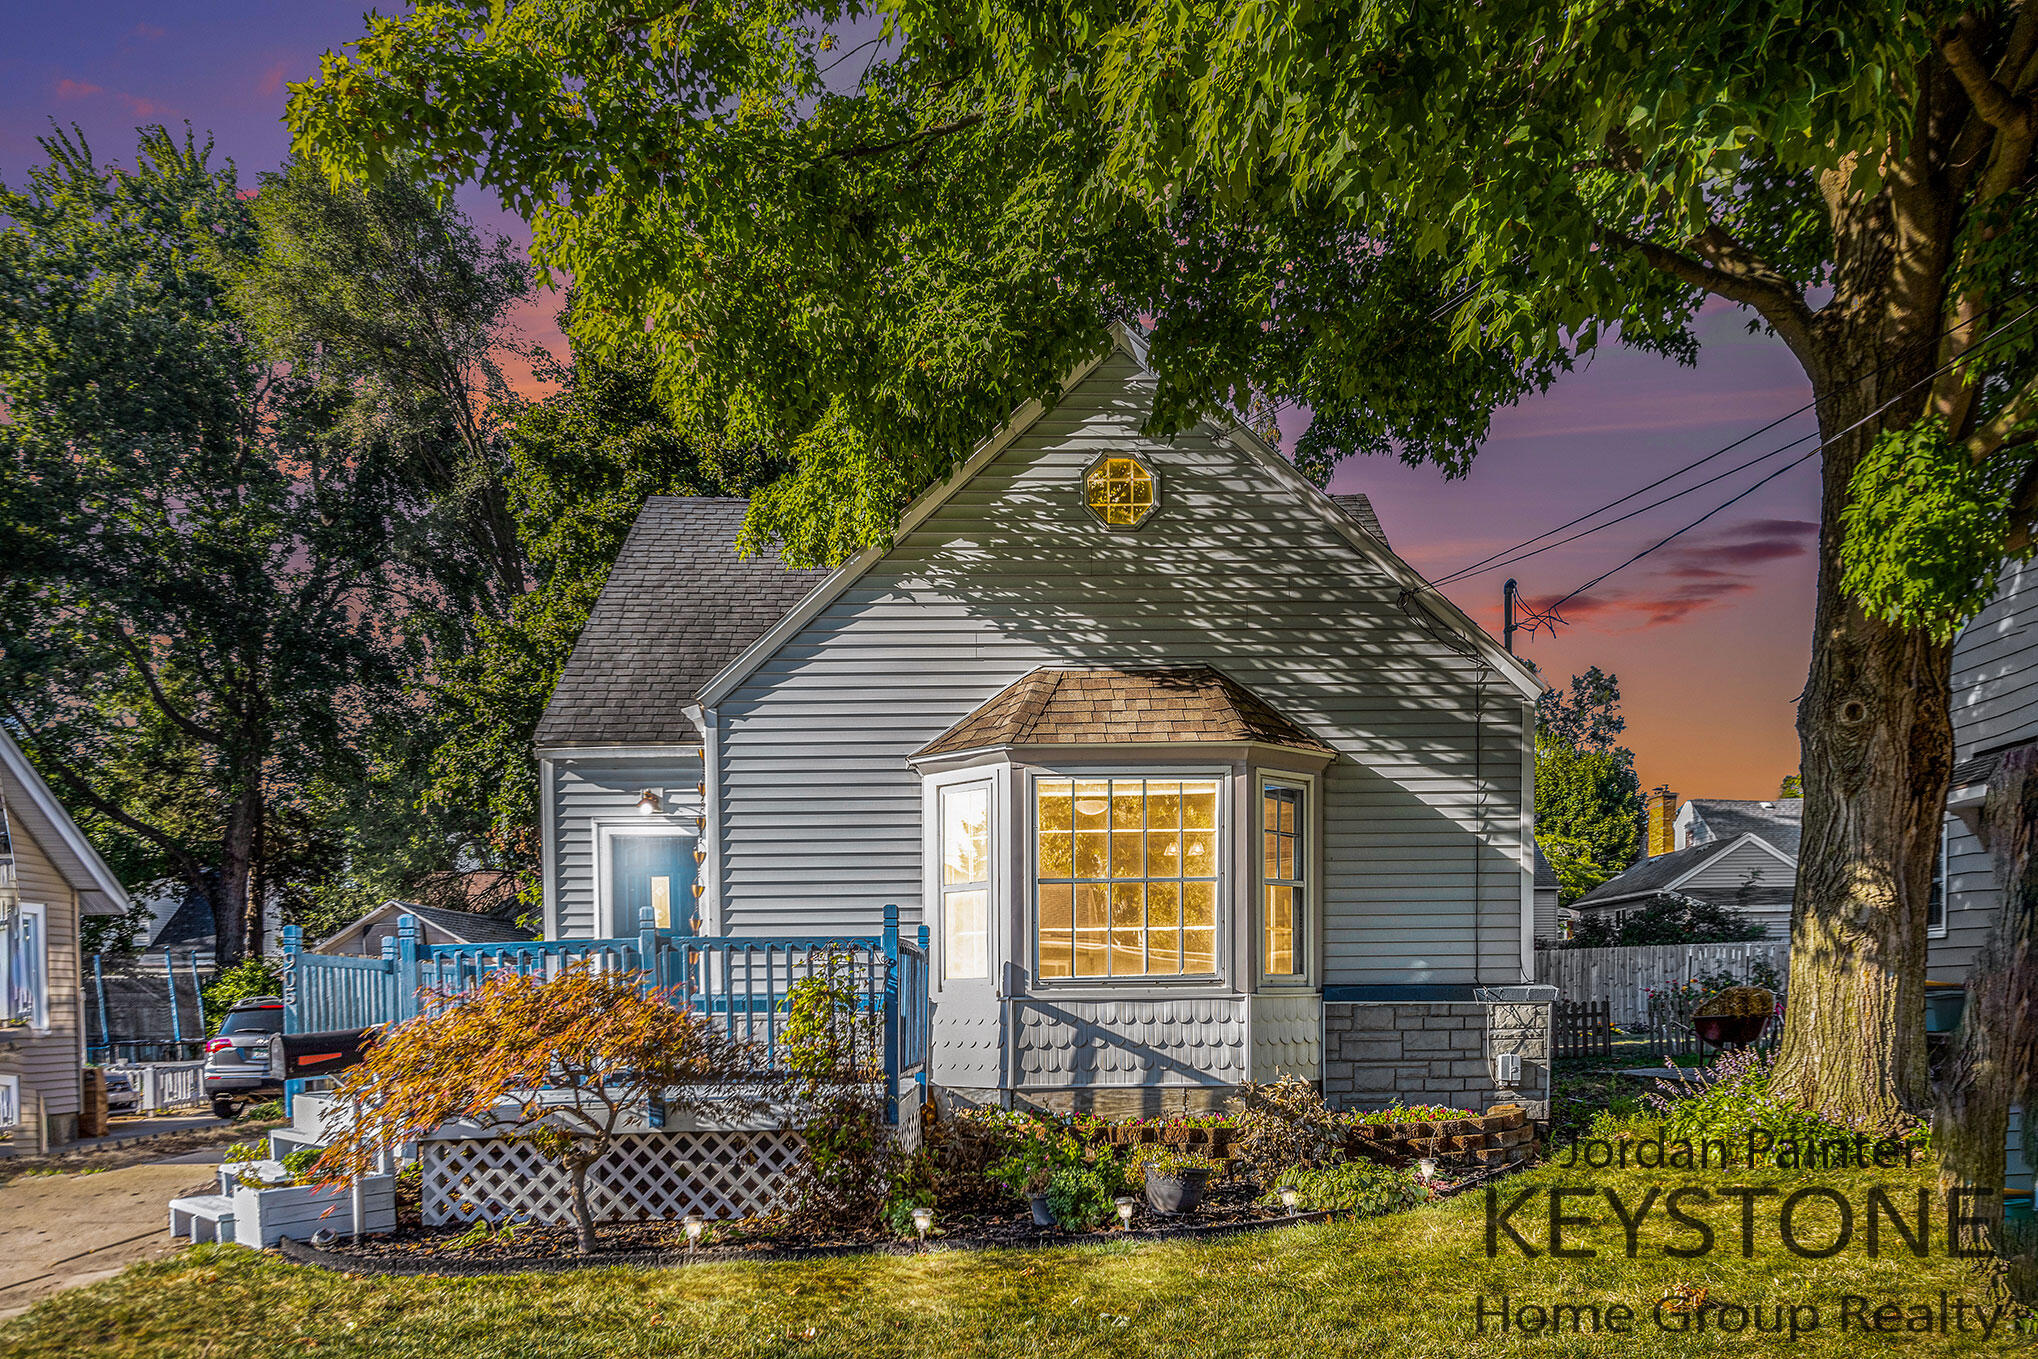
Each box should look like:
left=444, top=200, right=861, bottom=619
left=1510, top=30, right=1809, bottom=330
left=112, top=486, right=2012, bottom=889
left=989, top=1118, right=1133, bottom=1229
left=222, top=1139, right=266, bottom=1164
left=1340, top=1103, right=1474, bottom=1127
left=1225, top=1075, right=1344, bottom=1181
left=788, top=1089, right=899, bottom=1232
left=315, top=965, right=759, bottom=1253
left=1129, top=1145, right=1219, bottom=1177
left=1645, top=1047, right=1910, bottom=1151
left=1262, top=1161, right=1425, bottom=1216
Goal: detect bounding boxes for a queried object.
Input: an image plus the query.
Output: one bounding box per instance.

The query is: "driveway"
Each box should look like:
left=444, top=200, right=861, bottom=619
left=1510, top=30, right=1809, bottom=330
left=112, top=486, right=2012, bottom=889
left=0, top=1148, right=224, bottom=1320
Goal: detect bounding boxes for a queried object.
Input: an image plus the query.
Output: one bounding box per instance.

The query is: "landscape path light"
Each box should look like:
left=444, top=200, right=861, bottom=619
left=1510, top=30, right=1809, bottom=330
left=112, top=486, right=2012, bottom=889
left=684, top=1213, right=705, bottom=1253
left=911, top=1205, right=933, bottom=1249
left=1415, top=1157, right=1438, bottom=1185
left=1279, top=1185, right=1299, bottom=1212
left=1115, top=1196, right=1137, bottom=1229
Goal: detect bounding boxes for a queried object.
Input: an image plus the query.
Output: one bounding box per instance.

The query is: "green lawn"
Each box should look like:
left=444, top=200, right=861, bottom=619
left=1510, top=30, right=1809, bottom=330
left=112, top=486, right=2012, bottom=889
left=2, top=1132, right=2020, bottom=1358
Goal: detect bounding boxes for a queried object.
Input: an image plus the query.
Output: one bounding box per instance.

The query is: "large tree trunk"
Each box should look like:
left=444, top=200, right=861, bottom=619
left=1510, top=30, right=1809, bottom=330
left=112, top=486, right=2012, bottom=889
left=1768, top=342, right=1953, bottom=1128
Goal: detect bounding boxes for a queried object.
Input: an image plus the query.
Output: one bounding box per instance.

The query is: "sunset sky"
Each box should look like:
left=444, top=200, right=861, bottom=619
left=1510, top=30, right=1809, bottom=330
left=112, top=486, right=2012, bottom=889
left=1, top=3, right=1823, bottom=802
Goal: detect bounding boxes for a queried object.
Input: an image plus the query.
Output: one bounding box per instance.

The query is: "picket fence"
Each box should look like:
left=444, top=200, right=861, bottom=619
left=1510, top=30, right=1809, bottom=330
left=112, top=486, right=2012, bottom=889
left=1534, top=941, right=1790, bottom=1030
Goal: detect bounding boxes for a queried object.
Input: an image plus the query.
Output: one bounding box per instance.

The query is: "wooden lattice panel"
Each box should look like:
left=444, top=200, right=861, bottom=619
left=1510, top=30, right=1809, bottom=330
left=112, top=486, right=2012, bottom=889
left=421, top=1129, right=803, bottom=1226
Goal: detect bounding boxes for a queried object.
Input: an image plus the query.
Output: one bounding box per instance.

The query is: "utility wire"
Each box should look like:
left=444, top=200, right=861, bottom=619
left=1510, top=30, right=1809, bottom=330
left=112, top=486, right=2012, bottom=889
left=1522, top=298, right=2038, bottom=627
left=1431, top=302, right=2032, bottom=589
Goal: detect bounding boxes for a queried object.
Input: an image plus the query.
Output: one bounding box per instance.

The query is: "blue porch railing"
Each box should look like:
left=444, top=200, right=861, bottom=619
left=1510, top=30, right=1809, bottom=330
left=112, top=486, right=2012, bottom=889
left=279, top=904, right=930, bottom=1124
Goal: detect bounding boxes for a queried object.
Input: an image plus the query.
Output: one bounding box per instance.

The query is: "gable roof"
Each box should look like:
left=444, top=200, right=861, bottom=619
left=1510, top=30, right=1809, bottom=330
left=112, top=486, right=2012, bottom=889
left=0, top=725, right=129, bottom=914
left=1533, top=842, right=1558, bottom=890
left=535, top=498, right=829, bottom=750
left=316, top=899, right=537, bottom=951
left=912, top=666, right=1335, bottom=760
left=1574, top=831, right=1796, bottom=909
left=697, top=326, right=1542, bottom=709
left=1685, top=798, right=1802, bottom=856
left=1329, top=494, right=1390, bottom=547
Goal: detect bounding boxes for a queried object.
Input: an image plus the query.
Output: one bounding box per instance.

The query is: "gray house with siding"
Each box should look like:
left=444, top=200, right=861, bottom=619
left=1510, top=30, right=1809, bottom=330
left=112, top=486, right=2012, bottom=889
left=536, top=329, right=1551, bottom=1117
left=1, top=726, right=130, bottom=1146
left=1568, top=796, right=1799, bottom=940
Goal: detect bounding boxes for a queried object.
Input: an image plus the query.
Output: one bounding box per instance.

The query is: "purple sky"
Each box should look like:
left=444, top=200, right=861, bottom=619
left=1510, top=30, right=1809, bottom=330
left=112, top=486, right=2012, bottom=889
left=2, top=4, right=1822, bottom=801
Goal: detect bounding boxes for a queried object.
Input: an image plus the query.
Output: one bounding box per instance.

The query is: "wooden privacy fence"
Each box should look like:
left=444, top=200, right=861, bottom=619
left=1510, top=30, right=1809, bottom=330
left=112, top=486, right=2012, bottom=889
left=1535, top=941, right=1790, bottom=1029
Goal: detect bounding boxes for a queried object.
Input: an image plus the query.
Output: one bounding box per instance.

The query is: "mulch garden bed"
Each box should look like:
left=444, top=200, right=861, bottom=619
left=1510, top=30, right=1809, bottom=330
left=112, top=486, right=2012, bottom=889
left=278, top=1164, right=1522, bottom=1277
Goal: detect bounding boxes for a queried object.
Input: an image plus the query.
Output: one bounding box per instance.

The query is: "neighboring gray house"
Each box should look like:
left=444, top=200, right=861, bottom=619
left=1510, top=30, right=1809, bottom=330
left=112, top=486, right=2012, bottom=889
left=1532, top=843, right=1561, bottom=945
left=314, top=901, right=536, bottom=958
left=536, top=328, right=1549, bottom=1117
left=1567, top=796, right=1799, bottom=939
left=1935, top=555, right=2038, bottom=985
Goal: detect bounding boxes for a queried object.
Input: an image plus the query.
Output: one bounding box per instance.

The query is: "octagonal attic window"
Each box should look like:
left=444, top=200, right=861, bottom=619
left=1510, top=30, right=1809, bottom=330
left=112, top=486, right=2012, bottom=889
left=1083, top=454, right=1159, bottom=529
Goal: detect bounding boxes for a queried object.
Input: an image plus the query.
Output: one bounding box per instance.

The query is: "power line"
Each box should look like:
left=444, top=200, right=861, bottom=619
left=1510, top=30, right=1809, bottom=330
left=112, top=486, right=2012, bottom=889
left=1517, top=298, right=2038, bottom=630
left=1431, top=301, right=2032, bottom=589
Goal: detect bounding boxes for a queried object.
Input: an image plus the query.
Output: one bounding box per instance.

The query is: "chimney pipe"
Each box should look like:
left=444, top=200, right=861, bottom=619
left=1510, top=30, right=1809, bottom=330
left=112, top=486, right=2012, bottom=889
left=1648, top=786, right=1677, bottom=857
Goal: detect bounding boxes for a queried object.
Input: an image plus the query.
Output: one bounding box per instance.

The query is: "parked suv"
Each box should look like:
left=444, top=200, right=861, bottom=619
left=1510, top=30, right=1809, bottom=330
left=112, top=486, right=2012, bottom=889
left=202, top=995, right=285, bottom=1118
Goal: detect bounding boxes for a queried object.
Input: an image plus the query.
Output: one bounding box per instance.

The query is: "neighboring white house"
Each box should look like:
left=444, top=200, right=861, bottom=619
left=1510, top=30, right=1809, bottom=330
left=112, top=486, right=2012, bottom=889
left=533, top=327, right=1551, bottom=1117
left=312, top=900, right=536, bottom=958
left=1, top=726, right=130, bottom=1146
left=1566, top=796, right=1799, bottom=939
left=1532, top=843, right=1561, bottom=945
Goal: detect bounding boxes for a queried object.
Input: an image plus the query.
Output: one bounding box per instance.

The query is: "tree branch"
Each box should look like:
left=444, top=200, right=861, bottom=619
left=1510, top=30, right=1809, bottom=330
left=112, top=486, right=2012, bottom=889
left=0, top=697, right=208, bottom=885
left=1944, top=21, right=2038, bottom=136
left=823, top=112, right=984, bottom=162
left=1596, top=224, right=1819, bottom=366
left=113, top=626, right=228, bottom=747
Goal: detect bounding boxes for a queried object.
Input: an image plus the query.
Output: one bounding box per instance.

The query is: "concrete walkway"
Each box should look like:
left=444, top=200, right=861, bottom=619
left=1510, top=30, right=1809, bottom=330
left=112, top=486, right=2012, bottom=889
left=0, top=1147, right=225, bottom=1321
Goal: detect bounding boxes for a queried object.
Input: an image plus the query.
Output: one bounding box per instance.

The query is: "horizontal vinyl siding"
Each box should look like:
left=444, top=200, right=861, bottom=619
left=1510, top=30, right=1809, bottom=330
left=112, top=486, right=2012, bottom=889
left=549, top=754, right=704, bottom=938
left=1953, top=558, right=2038, bottom=757
left=1932, top=814, right=1997, bottom=985
left=717, top=353, right=1530, bottom=987
left=1932, top=558, right=2038, bottom=980
left=9, top=828, right=82, bottom=1120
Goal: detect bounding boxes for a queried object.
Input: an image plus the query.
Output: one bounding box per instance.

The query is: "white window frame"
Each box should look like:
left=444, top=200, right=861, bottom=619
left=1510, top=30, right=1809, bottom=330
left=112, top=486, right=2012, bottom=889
left=1256, top=770, right=1318, bottom=987
left=1026, top=766, right=1231, bottom=990
left=937, top=779, right=995, bottom=983
left=3, top=900, right=49, bottom=1033
left=1928, top=818, right=1950, bottom=940
left=594, top=822, right=701, bottom=938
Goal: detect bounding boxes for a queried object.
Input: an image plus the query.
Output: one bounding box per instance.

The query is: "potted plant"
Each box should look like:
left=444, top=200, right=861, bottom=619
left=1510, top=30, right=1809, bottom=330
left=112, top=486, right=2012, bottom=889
left=1138, top=1147, right=1218, bottom=1215
left=1022, top=1166, right=1054, bottom=1226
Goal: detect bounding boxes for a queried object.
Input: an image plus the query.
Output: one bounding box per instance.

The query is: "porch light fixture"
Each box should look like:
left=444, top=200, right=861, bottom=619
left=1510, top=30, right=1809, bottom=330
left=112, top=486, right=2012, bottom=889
left=1415, top=1157, right=1438, bottom=1185
left=635, top=789, right=662, bottom=816
left=911, top=1205, right=933, bottom=1248
left=1278, top=1186, right=1299, bottom=1212
left=683, top=1213, right=705, bottom=1251
left=1114, top=1196, right=1137, bottom=1229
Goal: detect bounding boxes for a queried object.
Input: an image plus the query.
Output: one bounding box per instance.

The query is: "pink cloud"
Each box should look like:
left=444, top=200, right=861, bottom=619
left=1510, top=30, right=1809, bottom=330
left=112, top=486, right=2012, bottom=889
left=52, top=77, right=174, bottom=119
left=54, top=78, right=104, bottom=100
left=257, top=63, right=288, bottom=99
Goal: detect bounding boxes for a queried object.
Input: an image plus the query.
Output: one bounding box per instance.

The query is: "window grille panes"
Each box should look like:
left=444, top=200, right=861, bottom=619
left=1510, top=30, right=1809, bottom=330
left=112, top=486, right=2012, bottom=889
left=1037, top=776, right=1218, bottom=978
left=942, top=784, right=991, bottom=980
left=1083, top=456, right=1157, bottom=528
left=1262, top=785, right=1305, bottom=976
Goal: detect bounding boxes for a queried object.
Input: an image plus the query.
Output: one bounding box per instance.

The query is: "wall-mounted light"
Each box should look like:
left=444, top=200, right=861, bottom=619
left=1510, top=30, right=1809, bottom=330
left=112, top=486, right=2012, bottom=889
left=635, top=789, right=662, bottom=816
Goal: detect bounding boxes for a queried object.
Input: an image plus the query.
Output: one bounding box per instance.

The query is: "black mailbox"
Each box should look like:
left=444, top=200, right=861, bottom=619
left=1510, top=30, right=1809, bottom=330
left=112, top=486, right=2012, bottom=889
left=269, top=1025, right=385, bottom=1080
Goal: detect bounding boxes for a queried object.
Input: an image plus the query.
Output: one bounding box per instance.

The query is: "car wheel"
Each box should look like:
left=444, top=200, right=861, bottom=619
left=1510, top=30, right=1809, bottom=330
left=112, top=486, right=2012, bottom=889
left=211, top=1097, right=238, bottom=1120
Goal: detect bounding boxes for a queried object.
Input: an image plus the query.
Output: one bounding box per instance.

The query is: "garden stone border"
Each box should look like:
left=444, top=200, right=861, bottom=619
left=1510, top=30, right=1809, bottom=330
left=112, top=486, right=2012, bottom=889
left=274, top=1209, right=1341, bottom=1278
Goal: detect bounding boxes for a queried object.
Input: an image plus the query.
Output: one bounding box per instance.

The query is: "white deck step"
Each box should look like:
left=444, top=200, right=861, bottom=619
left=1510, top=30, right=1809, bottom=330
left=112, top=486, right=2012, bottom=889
left=168, top=1193, right=236, bottom=1244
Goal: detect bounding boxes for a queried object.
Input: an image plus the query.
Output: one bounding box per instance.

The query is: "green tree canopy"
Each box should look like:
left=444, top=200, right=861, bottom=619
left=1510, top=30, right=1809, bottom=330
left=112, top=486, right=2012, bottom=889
left=285, top=0, right=2038, bottom=1121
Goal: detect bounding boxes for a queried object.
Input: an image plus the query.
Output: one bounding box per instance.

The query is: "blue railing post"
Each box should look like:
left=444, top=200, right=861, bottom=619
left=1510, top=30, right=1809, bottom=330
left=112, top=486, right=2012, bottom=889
left=396, top=915, right=422, bottom=1022
left=91, top=953, right=110, bottom=1062
left=881, top=904, right=902, bottom=1126
left=163, top=947, right=182, bottom=1045
left=915, top=923, right=931, bottom=1106
left=280, top=924, right=305, bottom=1116
left=637, top=905, right=660, bottom=987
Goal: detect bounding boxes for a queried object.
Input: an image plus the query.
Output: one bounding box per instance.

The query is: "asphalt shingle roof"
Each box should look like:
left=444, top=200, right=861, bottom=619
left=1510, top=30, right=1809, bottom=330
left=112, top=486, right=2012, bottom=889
left=1534, top=842, right=1558, bottom=889
left=914, top=666, right=1334, bottom=759
left=1686, top=798, right=1802, bottom=856
left=397, top=902, right=537, bottom=944
left=1329, top=494, right=1390, bottom=547
left=535, top=498, right=828, bottom=748
left=1572, top=838, right=1744, bottom=907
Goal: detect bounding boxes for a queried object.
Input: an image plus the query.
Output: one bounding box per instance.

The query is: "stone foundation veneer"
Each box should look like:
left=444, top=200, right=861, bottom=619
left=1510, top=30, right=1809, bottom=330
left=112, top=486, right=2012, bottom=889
left=1320, top=987, right=1554, bottom=1122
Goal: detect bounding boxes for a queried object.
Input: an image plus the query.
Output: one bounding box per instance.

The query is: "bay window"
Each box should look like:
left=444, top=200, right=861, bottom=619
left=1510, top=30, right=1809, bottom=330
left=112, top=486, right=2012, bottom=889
left=941, top=783, right=992, bottom=979
left=1261, top=783, right=1306, bottom=977
left=1035, top=776, right=1219, bottom=979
